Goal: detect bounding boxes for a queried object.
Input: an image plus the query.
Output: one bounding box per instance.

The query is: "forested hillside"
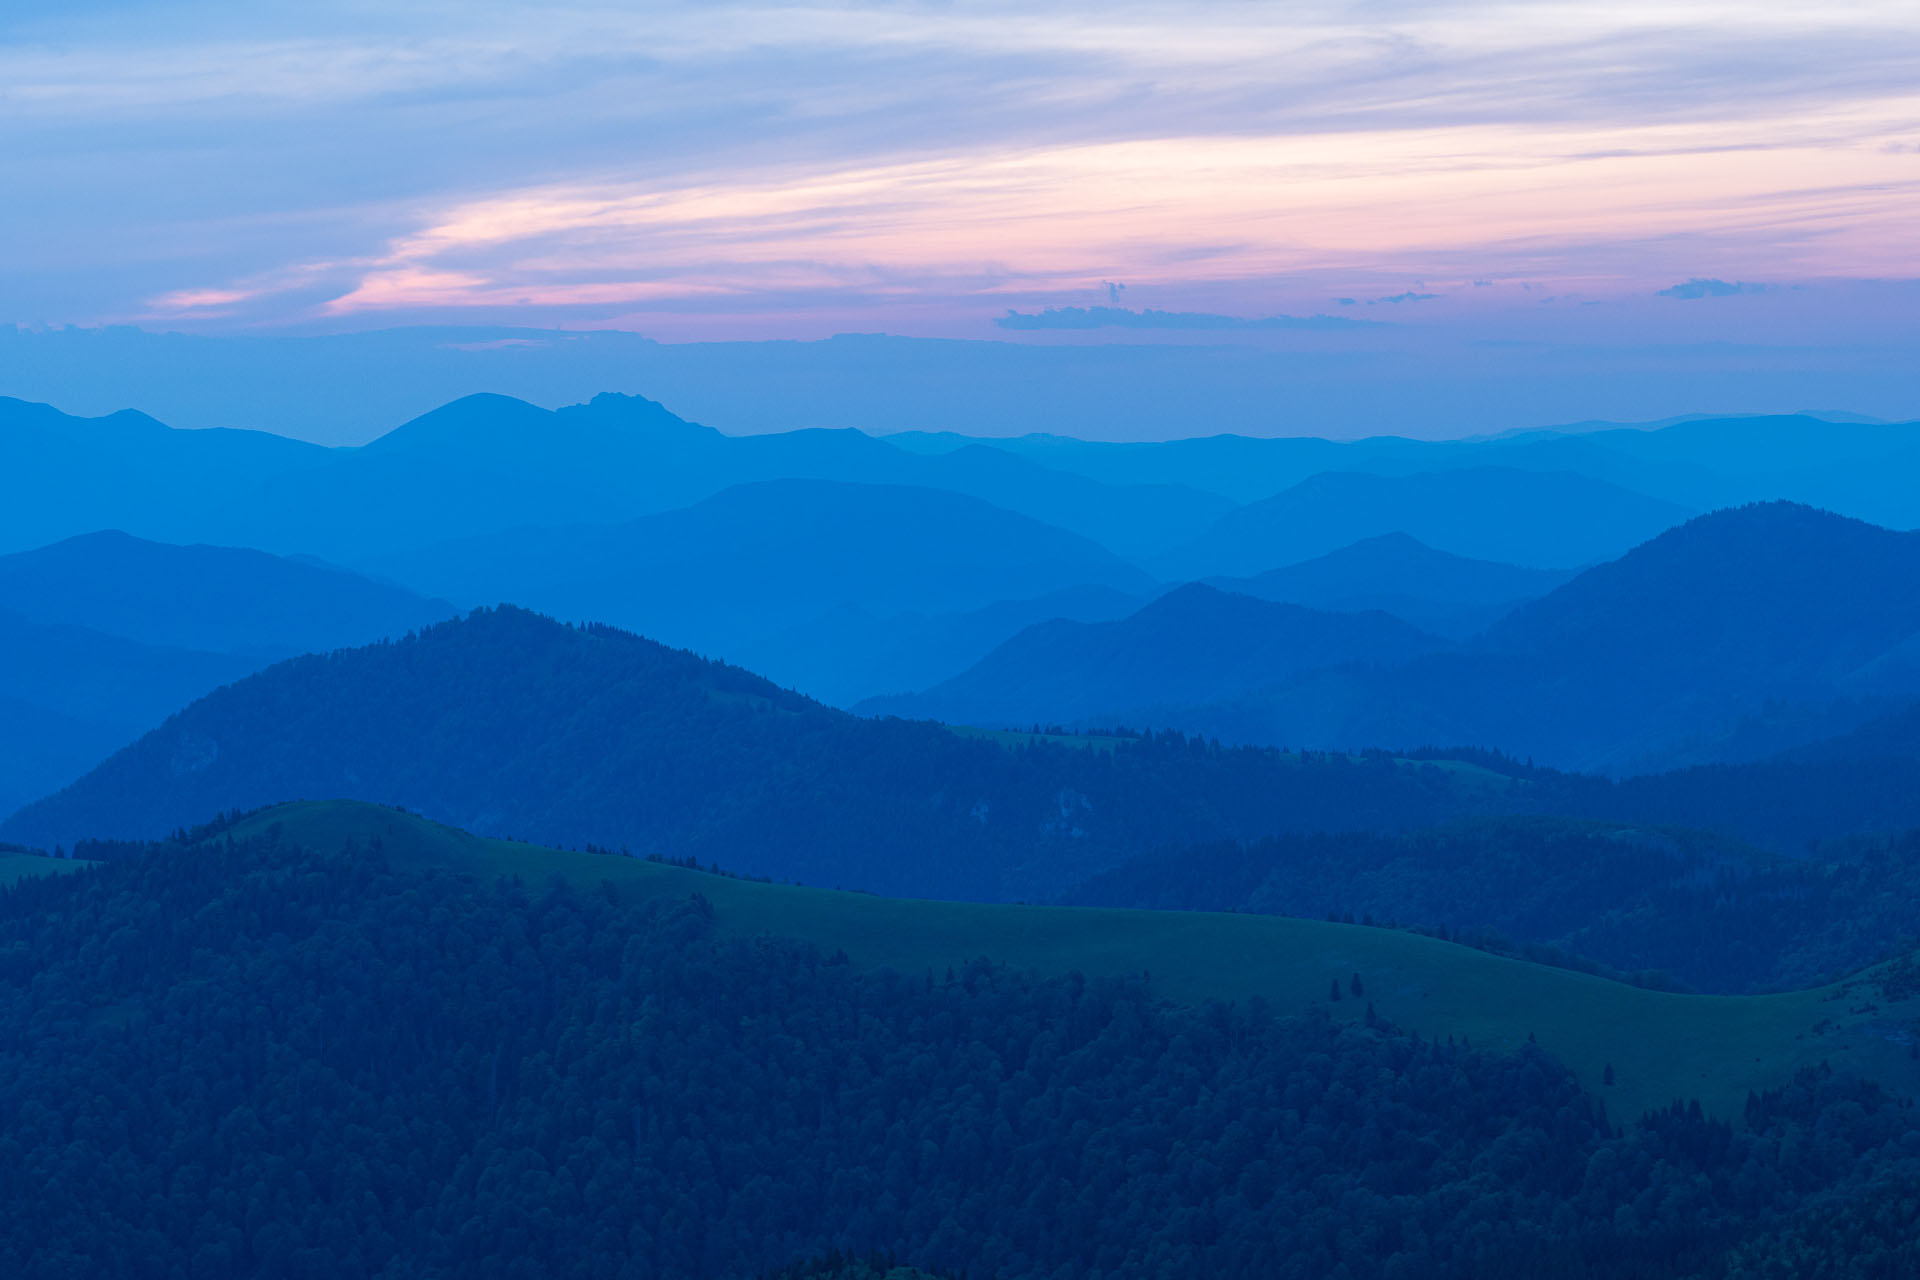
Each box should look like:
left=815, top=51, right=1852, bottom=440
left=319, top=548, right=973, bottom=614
left=2, top=608, right=1493, bottom=899
left=1066, top=818, right=1920, bottom=994
left=16, top=605, right=1920, bottom=902
left=3, top=825, right=1918, bottom=1279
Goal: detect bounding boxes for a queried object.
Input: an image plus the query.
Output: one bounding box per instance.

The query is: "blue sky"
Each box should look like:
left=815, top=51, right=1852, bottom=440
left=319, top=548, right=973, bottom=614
left=6, top=2, right=1917, bottom=335
left=2, top=1, right=1917, bottom=437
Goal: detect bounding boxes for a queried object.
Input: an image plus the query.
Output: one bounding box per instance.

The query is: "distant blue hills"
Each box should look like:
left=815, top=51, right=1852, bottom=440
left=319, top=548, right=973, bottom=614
left=858, top=584, right=1444, bottom=728
left=1205, top=533, right=1573, bottom=639
left=0, top=393, right=1230, bottom=564
left=1153, top=466, right=1692, bottom=576
left=9, top=394, right=1920, bottom=575
left=876, top=502, right=1920, bottom=773
left=5, top=387, right=1920, bottom=808
left=898, top=412, right=1920, bottom=525
left=0, top=530, right=454, bottom=659
left=361, top=477, right=1156, bottom=690
left=0, top=530, right=456, bottom=816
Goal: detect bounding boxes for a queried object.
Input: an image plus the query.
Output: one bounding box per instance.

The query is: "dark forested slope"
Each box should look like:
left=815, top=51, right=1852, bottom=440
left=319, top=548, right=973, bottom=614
left=1, top=608, right=1490, bottom=899
left=1066, top=817, right=1920, bottom=994
left=2, top=821, right=1917, bottom=1279
left=16, top=603, right=1920, bottom=898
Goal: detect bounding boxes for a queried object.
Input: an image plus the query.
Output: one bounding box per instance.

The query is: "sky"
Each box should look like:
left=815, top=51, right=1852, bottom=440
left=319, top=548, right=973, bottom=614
left=2, top=1, right=1918, bottom=437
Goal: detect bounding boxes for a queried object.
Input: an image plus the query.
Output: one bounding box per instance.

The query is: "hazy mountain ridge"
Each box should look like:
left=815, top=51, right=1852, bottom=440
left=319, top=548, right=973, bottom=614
left=1205, top=533, right=1573, bottom=638
left=1160, top=466, right=1695, bottom=576
left=359, top=479, right=1156, bottom=689
left=0, top=392, right=1230, bottom=563
left=0, top=529, right=455, bottom=659
left=887, top=503, right=1920, bottom=771
left=734, top=584, right=1149, bottom=707
left=911, top=413, right=1920, bottom=527
left=0, top=611, right=254, bottom=818
left=859, top=584, right=1444, bottom=727
left=0, top=531, right=461, bottom=814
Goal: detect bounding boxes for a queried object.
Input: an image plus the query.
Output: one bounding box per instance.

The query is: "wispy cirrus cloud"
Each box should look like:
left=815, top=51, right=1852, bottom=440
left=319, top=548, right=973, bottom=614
left=2, top=1, right=1916, bottom=335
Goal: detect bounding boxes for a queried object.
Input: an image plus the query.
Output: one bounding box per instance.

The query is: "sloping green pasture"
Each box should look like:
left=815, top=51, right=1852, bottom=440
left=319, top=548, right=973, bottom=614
left=195, top=799, right=1920, bottom=1124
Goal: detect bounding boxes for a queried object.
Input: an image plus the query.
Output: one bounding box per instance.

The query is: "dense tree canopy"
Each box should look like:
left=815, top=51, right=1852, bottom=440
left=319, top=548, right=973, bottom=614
left=0, top=832, right=1916, bottom=1278
left=1066, top=818, right=1920, bottom=994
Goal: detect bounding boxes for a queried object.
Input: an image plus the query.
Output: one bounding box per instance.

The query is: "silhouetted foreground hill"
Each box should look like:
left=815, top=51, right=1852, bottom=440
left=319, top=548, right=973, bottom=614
left=2, top=804, right=1917, bottom=1277
left=0, top=529, right=455, bottom=658
left=1, top=608, right=1497, bottom=899
left=861, top=584, right=1442, bottom=726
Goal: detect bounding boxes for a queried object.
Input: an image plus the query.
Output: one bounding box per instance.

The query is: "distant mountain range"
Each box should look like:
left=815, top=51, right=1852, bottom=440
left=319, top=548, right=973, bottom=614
left=11, top=391, right=1917, bottom=583
left=0, top=531, right=457, bottom=817
left=908, top=413, right=1920, bottom=528
left=1482, top=501, right=1920, bottom=705
left=1206, top=533, right=1572, bottom=638
left=1158, top=467, right=1694, bottom=576
left=0, top=613, right=253, bottom=819
left=13, top=600, right=1920, bottom=879
left=878, top=503, right=1920, bottom=772
left=732, top=584, right=1148, bottom=708
left=361, top=479, right=1156, bottom=688
left=0, top=529, right=454, bottom=658
left=7, top=388, right=1920, bottom=780
left=0, top=393, right=1229, bottom=563
left=859, top=584, right=1442, bottom=728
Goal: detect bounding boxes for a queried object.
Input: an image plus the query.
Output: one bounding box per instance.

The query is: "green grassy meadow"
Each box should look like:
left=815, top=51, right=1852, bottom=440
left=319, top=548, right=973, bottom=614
left=212, top=800, right=1920, bottom=1125
left=0, top=850, right=89, bottom=887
